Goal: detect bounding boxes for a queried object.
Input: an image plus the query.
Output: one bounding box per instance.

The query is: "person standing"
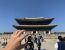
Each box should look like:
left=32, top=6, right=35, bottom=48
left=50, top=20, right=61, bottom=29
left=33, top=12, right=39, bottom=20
left=55, top=36, right=65, bottom=50
left=25, top=36, right=34, bottom=50
left=34, top=35, right=37, bottom=43
left=37, top=34, right=41, bottom=50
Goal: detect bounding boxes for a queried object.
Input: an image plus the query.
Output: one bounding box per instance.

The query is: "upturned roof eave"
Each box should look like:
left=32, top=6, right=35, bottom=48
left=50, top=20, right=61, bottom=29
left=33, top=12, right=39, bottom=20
left=13, top=25, right=57, bottom=27
left=13, top=25, right=57, bottom=31
left=15, top=18, right=54, bottom=21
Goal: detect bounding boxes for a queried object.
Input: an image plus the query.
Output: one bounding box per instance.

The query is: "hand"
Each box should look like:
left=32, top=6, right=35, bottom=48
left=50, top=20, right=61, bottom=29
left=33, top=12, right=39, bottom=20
left=4, top=30, right=28, bottom=50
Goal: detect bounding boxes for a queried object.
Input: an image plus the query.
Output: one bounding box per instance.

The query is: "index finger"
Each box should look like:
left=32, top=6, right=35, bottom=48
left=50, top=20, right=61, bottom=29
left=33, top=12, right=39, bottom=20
left=17, top=33, right=29, bottom=42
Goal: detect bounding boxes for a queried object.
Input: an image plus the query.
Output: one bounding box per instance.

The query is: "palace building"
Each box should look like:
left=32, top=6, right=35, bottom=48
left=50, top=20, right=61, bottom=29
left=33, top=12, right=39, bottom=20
left=0, top=17, right=58, bottom=39
left=13, top=17, right=57, bottom=35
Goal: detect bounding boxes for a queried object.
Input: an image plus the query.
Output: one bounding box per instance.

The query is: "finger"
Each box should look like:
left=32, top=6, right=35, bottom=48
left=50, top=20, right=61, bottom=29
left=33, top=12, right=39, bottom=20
left=16, top=30, right=26, bottom=37
left=18, top=33, right=29, bottom=42
left=11, top=30, right=20, bottom=39
left=12, top=30, right=20, bottom=36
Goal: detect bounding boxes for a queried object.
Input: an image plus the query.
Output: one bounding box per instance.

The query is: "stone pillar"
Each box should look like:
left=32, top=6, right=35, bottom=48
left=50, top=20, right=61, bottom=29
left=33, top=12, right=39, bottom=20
left=31, top=31, right=33, bottom=35
left=36, top=31, right=38, bottom=34
left=44, top=31, right=46, bottom=35
left=48, top=31, right=51, bottom=34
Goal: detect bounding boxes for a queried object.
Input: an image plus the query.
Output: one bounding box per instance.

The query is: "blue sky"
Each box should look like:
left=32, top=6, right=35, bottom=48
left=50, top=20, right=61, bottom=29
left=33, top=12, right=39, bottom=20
left=0, top=0, right=65, bottom=33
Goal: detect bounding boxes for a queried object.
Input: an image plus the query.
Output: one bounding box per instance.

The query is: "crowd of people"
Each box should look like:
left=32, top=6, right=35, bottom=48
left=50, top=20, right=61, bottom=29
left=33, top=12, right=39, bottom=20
left=24, top=34, right=43, bottom=50
left=34, top=34, right=43, bottom=50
